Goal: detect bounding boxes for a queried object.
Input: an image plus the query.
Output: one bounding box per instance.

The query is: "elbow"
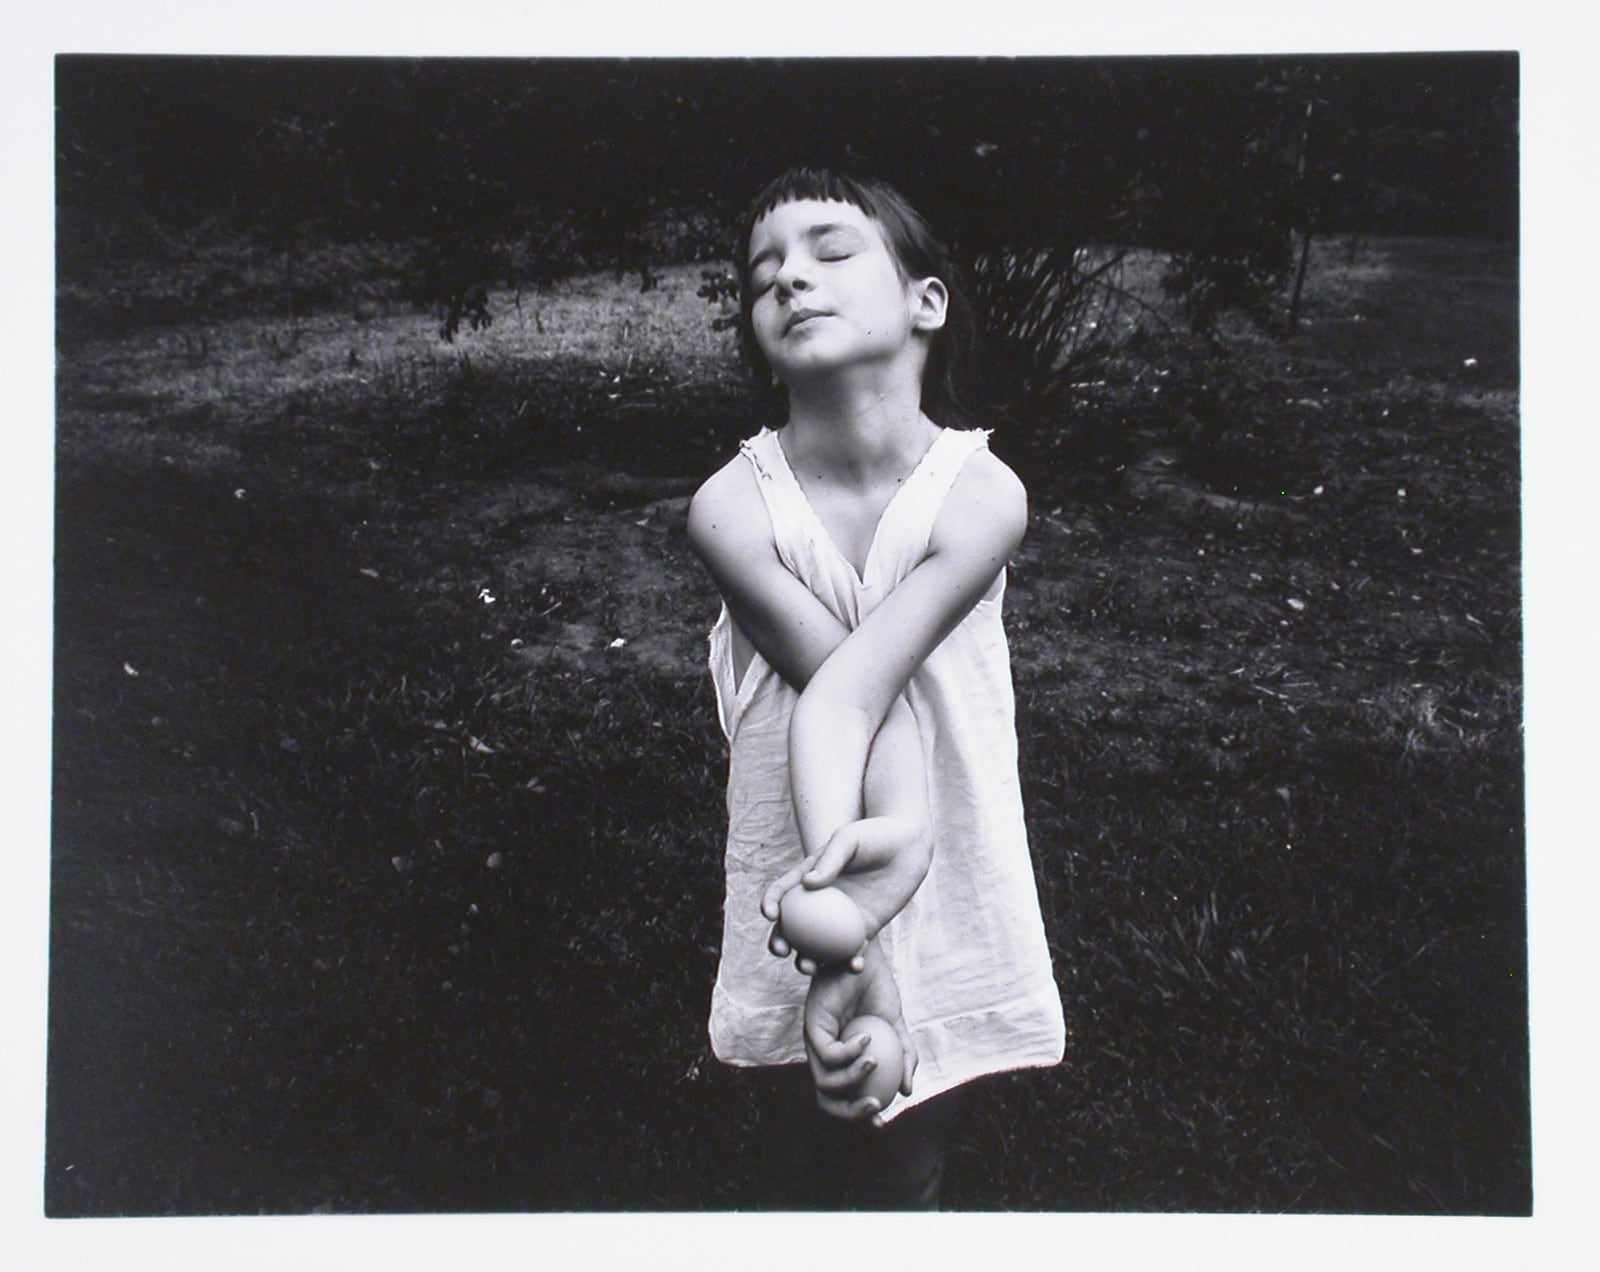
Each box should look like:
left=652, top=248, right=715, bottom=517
left=795, top=651, right=895, bottom=736
left=789, top=684, right=876, bottom=756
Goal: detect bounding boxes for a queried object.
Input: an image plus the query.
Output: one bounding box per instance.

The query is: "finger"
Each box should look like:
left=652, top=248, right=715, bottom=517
left=817, top=1090, right=882, bottom=1123
left=804, top=1043, right=874, bottom=1094
left=805, top=1022, right=871, bottom=1070
left=798, top=943, right=866, bottom=976
left=891, top=1022, right=919, bottom=1095
left=805, top=1023, right=869, bottom=1066
left=760, top=865, right=806, bottom=920
left=802, top=988, right=840, bottom=1041
left=802, top=829, right=859, bottom=887
left=767, top=926, right=793, bottom=960
left=812, top=1049, right=878, bottom=1093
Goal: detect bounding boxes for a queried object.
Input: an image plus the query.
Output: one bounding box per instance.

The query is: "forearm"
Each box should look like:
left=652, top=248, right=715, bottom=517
left=790, top=693, right=931, bottom=901
left=853, top=697, right=933, bottom=927
left=763, top=693, right=931, bottom=960
left=788, top=687, right=876, bottom=857
left=788, top=639, right=923, bottom=853
left=863, top=695, right=929, bottom=830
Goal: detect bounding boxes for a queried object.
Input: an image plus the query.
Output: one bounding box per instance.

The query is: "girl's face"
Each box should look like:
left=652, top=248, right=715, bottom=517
left=746, top=199, right=946, bottom=387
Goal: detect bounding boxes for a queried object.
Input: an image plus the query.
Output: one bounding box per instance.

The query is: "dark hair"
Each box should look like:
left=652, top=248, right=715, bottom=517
left=733, top=167, right=975, bottom=427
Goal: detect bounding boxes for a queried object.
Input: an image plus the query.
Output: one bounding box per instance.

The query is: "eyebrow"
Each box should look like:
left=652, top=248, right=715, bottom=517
left=747, top=222, right=866, bottom=272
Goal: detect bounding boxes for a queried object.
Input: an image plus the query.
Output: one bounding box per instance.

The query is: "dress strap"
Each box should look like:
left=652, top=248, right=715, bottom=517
left=737, top=425, right=991, bottom=609
left=737, top=430, right=800, bottom=571
left=916, top=427, right=991, bottom=506
left=871, top=428, right=992, bottom=585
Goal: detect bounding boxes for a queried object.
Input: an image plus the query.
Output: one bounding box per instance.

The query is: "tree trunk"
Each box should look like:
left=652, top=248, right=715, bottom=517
left=1287, top=228, right=1312, bottom=335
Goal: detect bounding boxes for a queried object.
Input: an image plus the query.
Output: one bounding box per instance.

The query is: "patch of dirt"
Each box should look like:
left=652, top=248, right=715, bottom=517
left=46, top=237, right=1525, bottom=1215
left=491, top=495, right=708, bottom=680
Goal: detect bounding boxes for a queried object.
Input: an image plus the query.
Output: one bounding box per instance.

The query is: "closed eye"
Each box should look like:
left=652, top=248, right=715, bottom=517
left=812, top=221, right=870, bottom=256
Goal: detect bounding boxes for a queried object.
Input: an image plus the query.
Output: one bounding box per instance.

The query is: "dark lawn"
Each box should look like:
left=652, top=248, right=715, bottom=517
left=47, top=239, right=1526, bottom=1215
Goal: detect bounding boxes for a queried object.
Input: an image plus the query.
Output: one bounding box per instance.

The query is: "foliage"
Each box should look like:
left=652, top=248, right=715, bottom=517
left=1127, top=62, right=1308, bottom=341
left=47, top=241, right=1525, bottom=1215
left=695, top=267, right=740, bottom=331
left=962, top=245, right=1132, bottom=426
left=57, top=55, right=1517, bottom=269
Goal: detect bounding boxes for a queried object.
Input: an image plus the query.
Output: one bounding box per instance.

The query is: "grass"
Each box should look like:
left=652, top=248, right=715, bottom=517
left=48, top=240, right=1525, bottom=1214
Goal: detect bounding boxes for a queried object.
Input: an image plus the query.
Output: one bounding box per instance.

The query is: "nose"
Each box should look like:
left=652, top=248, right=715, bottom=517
left=772, top=256, right=812, bottom=300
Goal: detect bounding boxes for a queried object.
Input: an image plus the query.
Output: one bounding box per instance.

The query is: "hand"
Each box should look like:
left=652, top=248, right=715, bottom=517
left=802, top=941, right=919, bottom=1124
left=767, top=885, right=869, bottom=975
left=761, top=815, right=932, bottom=975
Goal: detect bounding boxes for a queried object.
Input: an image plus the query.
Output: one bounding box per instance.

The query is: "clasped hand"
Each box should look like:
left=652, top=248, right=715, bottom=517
left=802, top=941, right=919, bottom=1124
left=760, top=813, right=930, bottom=1121
left=759, top=812, right=932, bottom=975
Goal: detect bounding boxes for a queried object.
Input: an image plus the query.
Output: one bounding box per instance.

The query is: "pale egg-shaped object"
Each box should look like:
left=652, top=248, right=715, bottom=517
left=778, top=885, right=867, bottom=965
left=841, top=1014, right=904, bottom=1110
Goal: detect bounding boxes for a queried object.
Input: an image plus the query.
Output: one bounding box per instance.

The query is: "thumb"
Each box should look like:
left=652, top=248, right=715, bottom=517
left=803, top=826, right=860, bottom=887
left=895, top=1021, right=919, bottom=1095
left=761, top=862, right=808, bottom=919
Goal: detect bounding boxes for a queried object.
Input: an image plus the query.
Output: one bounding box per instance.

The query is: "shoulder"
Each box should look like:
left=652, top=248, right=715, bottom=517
left=957, top=444, right=1028, bottom=514
left=934, top=443, right=1028, bottom=552
left=687, top=449, right=771, bottom=559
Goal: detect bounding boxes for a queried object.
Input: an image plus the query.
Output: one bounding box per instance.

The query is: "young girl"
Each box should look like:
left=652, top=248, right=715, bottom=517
left=687, top=168, right=1065, bottom=1208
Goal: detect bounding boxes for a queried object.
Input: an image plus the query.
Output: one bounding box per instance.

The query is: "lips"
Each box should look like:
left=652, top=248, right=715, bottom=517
left=783, top=308, right=829, bottom=334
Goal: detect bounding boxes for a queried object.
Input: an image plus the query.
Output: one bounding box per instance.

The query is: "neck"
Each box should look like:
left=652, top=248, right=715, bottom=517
left=781, top=365, right=935, bottom=478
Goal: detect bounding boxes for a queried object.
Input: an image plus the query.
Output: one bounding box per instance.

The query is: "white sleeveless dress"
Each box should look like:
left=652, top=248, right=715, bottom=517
left=706, top=426, right=1066, bottom=1121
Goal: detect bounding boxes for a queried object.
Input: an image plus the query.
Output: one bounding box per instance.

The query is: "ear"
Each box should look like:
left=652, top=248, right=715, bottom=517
left=909, top=277, right=949, bottom=334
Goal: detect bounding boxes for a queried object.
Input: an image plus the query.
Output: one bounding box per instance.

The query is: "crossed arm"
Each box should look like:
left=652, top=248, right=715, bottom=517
left=687, top=445, right=1027, bottom=928
left=687, top=460, right=932, bottom=944
left=785, top=456, right=1026, bottom=859
left=688, top=444, right=1027, bottom=1118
